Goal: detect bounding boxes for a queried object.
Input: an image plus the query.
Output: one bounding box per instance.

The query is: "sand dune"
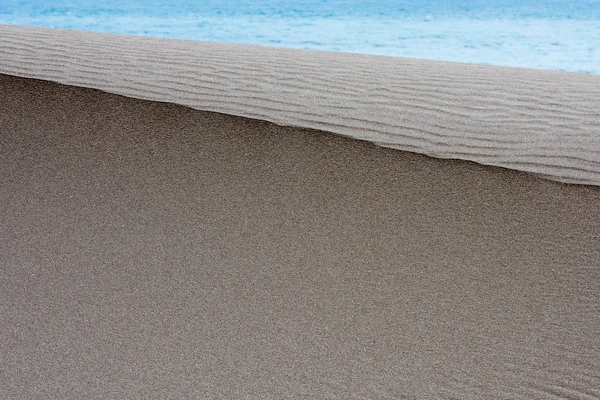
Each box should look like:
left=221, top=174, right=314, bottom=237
left=1, top=24, right=599, bottom=399
left=2, top=73, right=600, bottom=399
left=1, top=24, right=599, bottom=186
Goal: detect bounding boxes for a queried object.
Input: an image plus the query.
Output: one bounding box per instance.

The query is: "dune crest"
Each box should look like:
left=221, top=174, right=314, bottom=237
left=1, top=24, right=599, bottom=185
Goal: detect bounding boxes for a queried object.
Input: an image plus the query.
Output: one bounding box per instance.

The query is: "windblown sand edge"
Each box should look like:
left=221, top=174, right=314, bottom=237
left=1, top=24, right=599, bottom=185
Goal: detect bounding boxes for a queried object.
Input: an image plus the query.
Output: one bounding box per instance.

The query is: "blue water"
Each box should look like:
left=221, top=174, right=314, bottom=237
left=2, top=0, right=599, bottom=73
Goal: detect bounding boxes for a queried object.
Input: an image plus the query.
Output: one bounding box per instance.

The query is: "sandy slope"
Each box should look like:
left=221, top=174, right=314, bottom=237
left=1, top=74, right=599, bottom=399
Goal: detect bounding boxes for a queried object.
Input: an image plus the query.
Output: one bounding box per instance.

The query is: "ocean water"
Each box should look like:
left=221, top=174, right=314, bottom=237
left=1, top=0, right=599, bottom=74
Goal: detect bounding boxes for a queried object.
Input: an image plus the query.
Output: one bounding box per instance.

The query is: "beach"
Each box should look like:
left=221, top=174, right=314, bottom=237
left=1, top=25, right=599, bottom=399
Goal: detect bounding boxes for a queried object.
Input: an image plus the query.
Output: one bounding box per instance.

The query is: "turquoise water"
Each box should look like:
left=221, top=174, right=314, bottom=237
left=1, top=0, right=599, bottom=73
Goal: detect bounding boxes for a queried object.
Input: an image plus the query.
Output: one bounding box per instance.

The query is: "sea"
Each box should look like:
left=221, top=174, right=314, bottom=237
left=1, top=0, right=599, bottom=74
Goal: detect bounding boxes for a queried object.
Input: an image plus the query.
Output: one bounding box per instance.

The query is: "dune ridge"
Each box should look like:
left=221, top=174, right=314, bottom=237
left=1, top=24, right=599, bottom=186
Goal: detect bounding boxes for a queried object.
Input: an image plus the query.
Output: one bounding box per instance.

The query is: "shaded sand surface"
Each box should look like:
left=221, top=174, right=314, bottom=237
left=1, top=74, right=599, bottom=399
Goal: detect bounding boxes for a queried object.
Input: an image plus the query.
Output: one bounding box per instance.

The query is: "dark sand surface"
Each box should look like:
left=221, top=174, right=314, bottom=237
left=1, top=74, right=599, bottom=399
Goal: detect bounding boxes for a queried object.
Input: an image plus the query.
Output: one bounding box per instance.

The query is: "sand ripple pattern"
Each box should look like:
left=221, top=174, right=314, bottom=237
left=1, top=24, right=599, bottom=185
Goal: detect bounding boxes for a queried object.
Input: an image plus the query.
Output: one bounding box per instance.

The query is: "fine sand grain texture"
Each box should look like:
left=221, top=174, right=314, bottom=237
left=1, top=24, right=599, bottom=186
left=1, top=74, right=599, bottom=399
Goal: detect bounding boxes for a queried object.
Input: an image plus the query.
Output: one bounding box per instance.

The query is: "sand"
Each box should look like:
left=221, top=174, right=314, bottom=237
left=1, top=25, right=599, bottom=399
